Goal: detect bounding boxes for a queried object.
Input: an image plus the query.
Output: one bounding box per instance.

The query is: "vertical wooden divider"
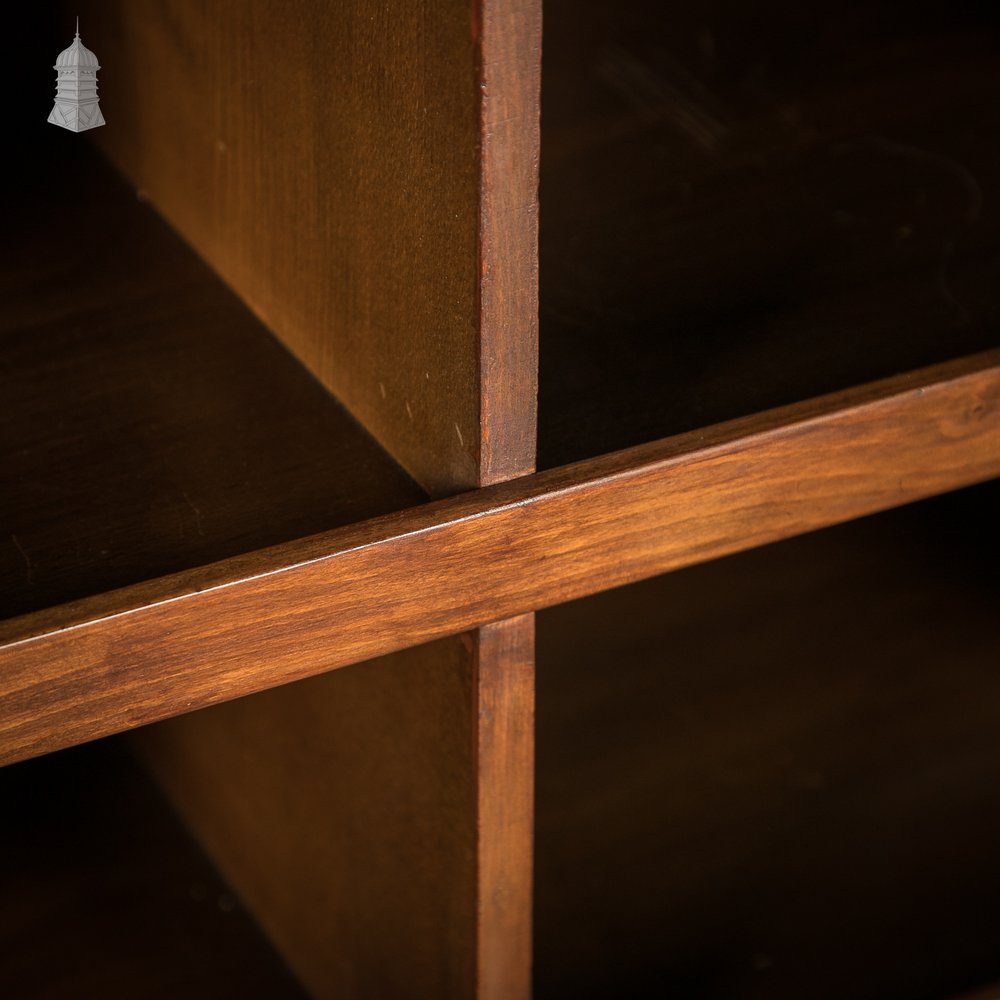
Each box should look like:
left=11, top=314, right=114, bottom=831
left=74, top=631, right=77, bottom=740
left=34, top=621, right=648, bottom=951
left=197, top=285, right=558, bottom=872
left=138, top=618, right=535, bottom=999
left=476, top=615, right=536, bottom=1000
left=68, top=1, right=540, bottom=996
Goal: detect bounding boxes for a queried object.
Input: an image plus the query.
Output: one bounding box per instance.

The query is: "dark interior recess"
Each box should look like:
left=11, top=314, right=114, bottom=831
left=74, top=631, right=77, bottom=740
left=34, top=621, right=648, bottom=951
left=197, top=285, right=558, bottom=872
left=0, top=133, right=424, bottom=622
left=539, top=0, right=1000, bottom=467
left=0, top=739, right=307, bottom=999
left=534, top=478, right=1000, bottom=1000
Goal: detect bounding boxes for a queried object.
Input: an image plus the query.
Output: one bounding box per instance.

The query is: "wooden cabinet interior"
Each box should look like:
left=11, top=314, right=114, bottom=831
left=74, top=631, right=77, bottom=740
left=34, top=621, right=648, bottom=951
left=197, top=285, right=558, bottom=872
left=535, top=480, right=1000, bottom=1000
left=2, top=1, right=999, bottom=997
left=82, top=0, right=539, bottom=495
left=0, top=740, right=307, bottom=998
left=3, top=486, right=999, bottom=998
left=0, top=138, right=425, bottom=623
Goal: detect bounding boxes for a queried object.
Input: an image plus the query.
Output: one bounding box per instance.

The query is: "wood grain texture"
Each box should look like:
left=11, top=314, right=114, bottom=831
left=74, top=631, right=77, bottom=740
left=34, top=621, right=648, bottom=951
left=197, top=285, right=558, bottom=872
left=539, top=0, right=1000, bottom=467
left=476, top=0, right=541, bottom=484
left=0, top=130, right=424, bottom=622
left=0, top=738, right=306, bottom=999
left=39, top=8, right=538, bottom=993
left=64, top=0, right=538, bottom=493
left=137, top=638, right=478, bottom=999
left=534, top=480, right=1000, bottom=999
left=135, top=619, right=533, bottom=1000
left=3, top=351, right=998, bottom=764
left=475, top=615, right=534, bottom=1000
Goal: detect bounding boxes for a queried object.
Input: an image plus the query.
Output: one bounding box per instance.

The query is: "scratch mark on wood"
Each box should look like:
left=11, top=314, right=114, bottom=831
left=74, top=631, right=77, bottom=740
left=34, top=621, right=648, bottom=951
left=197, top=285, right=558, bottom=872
left=183, top=492, right=205, bottom=537
left=11, top=534, right=33, bottom=586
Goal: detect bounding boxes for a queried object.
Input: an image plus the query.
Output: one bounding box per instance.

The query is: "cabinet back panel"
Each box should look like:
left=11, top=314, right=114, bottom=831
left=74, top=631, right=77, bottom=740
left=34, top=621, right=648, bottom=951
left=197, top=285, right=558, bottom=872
left=539, top=0, right=1000, bottom=467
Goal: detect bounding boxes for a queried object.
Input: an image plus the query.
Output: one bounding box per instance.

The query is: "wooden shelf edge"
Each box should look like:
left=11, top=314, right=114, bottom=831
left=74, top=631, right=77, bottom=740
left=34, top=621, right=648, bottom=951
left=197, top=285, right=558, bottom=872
left=2, top=349, right=998, bottom=765
left=952, top=984, right=1000, bottom=1000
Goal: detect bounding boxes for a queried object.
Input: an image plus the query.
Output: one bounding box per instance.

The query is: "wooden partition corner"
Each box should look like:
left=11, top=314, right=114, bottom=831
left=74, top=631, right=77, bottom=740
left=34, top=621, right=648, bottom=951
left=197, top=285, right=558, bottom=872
left=72, top=0, right=538, bottom=493
left=138, top=618, right=534, bottom=999
left=66, top=1, right=542, bottom=995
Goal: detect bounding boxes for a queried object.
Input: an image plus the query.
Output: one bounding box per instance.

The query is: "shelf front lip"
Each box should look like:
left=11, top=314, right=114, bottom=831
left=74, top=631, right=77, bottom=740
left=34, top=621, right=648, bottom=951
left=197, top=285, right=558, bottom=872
left=3, top=348, right=999, bottom=766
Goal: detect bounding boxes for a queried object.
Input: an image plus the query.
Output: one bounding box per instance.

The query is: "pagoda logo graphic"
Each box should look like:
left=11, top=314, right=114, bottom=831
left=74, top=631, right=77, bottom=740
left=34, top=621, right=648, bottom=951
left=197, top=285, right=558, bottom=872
left=48, top=18, right=105, bottom=132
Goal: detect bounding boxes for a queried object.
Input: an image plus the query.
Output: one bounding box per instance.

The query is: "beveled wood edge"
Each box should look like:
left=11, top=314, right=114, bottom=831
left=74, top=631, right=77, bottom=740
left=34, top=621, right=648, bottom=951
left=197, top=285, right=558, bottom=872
left=476, top=0, right=542, bottom=485
left=2, top=348, right=998, bottom=764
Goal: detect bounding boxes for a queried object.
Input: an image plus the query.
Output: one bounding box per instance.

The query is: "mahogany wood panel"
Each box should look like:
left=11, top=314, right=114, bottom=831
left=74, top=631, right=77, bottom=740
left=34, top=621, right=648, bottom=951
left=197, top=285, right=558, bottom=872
left=540, top=0, right=1000, bottom=467
left=136, top=619, right=533, bottom=1000
left=0, top=738, right=305, bottom=998
left=0, top=130, right=424, bottom=621
left=67, top=0, right=539, bottom=493
left=534, top=480, right=1000, bottom=999
left=2, top=351, right=998, bottom=764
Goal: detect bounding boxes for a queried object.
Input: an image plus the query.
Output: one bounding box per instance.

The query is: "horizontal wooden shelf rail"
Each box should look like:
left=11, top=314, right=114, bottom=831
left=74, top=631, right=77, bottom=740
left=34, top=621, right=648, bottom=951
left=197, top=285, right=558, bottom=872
left=2, top=350, right=998, bottom=765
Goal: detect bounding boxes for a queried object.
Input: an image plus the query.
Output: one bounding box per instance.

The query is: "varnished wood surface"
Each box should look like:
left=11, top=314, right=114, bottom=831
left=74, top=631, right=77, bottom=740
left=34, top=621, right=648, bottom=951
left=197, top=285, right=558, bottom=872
left=39, top=8, right=538, bottom=993
left=539, top=0, right=1000, bottom=467
left=3, top=351, right=997, bottom=764
left=477, top=0, right=541, bottom=485
left=63, top=0, right=539, bottom=494
left=136, top=619, right=533, bottom=1000
left=0, top=738, right=306, bottom=998
left=534, top=479, right=1000, bottom=1000
left=137, top=638, right=479, bottom=999
left=475, top=616, right=535, bottom=1000
left=0, top=133, right=424, bottom=622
